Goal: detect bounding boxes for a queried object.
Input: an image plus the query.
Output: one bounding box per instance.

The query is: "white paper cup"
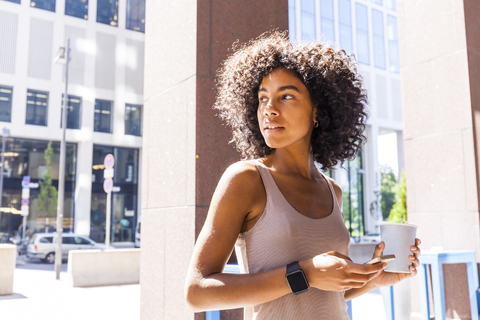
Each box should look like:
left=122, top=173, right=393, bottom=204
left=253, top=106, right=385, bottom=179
left=380, top=222, right=417, bottom=273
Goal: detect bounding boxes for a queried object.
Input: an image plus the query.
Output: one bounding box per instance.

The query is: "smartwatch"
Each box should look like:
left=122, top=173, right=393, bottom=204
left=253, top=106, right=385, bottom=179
left=285, top=261, right=309, bottom=295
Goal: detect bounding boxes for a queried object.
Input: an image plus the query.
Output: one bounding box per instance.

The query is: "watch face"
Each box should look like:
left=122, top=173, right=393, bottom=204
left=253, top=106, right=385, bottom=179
left=287, top=270, right=309, bottom=294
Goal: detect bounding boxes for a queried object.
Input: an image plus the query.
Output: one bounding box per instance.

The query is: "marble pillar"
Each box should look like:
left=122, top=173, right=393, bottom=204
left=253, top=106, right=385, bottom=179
left=398, top=0, right=480, bottom=318
left=140, top=1, right=288, bottom=319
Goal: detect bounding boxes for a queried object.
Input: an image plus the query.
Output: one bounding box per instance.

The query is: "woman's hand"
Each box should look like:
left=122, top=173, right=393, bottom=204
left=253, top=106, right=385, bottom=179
left=367, top=238, right=422, bottom=288
left=300, top=251, right=387, bottom=292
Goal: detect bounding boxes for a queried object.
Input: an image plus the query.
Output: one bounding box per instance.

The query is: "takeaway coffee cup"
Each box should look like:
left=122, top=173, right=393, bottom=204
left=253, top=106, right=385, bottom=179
left=380, top=222, right=417, bottom=273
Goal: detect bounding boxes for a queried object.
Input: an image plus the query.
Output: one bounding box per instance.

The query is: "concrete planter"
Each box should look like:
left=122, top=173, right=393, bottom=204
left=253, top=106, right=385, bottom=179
left=0, top=244, right=16, bottom=295
left=68, top=248, right=140, bottom=287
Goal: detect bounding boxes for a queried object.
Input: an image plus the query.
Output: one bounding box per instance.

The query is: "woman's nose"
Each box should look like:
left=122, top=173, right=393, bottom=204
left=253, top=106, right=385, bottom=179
left=264, top=100, right=278, bottom=116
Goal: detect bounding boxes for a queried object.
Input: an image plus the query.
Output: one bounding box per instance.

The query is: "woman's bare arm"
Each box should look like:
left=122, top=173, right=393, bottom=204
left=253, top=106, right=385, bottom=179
left=185, top=163, right=385, bottom=312
left=185, top=161, right=292, bottom=311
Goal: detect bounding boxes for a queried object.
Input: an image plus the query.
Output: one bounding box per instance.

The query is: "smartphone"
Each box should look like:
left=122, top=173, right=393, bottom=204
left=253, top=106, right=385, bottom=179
left=364, top=254, right=396, bottom=265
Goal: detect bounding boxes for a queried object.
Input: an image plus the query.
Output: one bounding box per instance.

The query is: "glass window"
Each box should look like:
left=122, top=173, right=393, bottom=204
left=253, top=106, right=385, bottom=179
left=26, top=89, right=48, bottom=126
left=0, top=86, right=12, bottom=123
left=320, top=0, right=335, bottom=43
left=65, top=0, right=88, bottom=20
left=3, top=0, right=21, bottom=4
left=387, top=15, right=400, bottom=73
left=301, top=0, right=316, bottom=42
left=30, top=0, right=55, bottom=12
left=61, top=94, right=82, bottom=129
left=90, top=145, right=139, bottom=244
left=356, top=3, right=370, bottom=65
left=372, top=0, right=383, bottom=5
left=97, top=0, right=118, bottom=26
left=75, top=237, right=91, bottom=244
left=94, top=99, right=112, bottom=133
left=62, top=236, right=75, bottom=244
left=288, top=0, right=296, bottom=43
left=39, top=236, right=53, bottom=243
left=386, top=0, right=396, bottom=10
left=372, top=9, right=386, bottom=69
left=334, top=154, right=365, bottom=238
left=125, top=104, right=142, bottom=136
left=338, top=0, right=352, bottom=53
left=0, top=138, right=77, bottom=239
left=126, top=0, right=145, bottom=33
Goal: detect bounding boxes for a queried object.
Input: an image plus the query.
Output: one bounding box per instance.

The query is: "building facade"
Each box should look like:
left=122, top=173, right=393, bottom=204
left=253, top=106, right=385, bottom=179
left=289, top=0, right=405, bottom=239
left=0, top=0, right=144, bottom=245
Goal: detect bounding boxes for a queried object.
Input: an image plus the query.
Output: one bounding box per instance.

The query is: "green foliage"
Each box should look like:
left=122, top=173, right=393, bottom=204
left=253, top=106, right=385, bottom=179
left=388, top=170, right=407, bottom=223
left=37, top=141, right=58, bottom=218
left=380, top=165, right=397, bottom=220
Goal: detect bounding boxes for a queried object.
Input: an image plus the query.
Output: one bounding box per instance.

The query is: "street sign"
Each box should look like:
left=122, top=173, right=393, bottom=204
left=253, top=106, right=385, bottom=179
left=104, top=168, right=114, bottom=178
left=21, top=205, right=29, bottom=216
left=22, top=188, right=30, bottom=199
left=22, top=176, right=30, bottom=188
left=103, top=178, right=113, bottom=193
left=21, top=198, right=29, bottom=206
left=104, top=154, right=115, bottom=169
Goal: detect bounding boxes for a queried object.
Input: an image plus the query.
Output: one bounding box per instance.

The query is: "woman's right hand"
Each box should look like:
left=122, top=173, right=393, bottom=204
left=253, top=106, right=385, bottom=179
left=300, top=251, right=386, bottom=291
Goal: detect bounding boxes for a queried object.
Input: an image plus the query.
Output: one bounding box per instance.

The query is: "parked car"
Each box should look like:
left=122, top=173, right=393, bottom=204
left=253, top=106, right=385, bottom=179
left=27, top=233, right=110, bottom=263
left=135, top=219, right=141, bottom=248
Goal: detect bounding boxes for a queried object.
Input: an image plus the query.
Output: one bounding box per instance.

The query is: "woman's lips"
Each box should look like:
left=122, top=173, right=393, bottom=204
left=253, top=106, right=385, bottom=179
left=264, top=126, right=284, bottom=134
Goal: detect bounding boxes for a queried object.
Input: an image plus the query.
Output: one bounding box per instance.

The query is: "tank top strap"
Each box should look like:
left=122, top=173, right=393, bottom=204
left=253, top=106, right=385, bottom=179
left=318, top=170, right=342, bottom=215
left=253, top=160, right=280, bottom=200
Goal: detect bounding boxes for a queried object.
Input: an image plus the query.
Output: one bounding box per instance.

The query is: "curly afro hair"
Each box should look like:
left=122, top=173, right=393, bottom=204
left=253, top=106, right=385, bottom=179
left=214, top=31, right=368, bottom=170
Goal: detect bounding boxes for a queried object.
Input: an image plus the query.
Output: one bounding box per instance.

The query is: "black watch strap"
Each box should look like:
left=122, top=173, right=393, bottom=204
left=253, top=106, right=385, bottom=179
left=285, top=261, right=309, bottom=295
left=287, top=261, right=301, bottom=274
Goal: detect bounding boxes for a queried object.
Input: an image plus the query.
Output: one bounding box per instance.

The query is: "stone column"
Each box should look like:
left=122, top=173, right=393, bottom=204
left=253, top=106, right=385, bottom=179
left=140, top=1, right=288, bottom=319
left=398, top=0, right=480, bottom=318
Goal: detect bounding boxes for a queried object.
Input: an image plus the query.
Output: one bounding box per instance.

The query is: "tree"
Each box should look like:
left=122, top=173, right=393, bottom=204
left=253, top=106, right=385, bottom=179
left=388, top=170, right=407, bottom=223
left=380, top=165, right=397, bottom=220
left=37, top=141, right=58, bottom=218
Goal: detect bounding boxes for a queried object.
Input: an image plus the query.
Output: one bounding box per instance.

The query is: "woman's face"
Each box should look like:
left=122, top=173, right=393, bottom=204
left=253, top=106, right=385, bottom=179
left=257, top=67, right=316, bottom=151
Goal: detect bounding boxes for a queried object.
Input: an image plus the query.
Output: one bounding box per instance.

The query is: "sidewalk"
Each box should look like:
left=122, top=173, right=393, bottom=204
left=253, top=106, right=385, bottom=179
left=0, top=258, right=140, bottom=320
left=1, top=258, right=385, bottom=320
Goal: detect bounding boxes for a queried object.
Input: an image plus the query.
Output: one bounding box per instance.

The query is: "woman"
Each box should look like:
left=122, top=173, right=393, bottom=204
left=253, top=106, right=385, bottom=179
left=185, top=32, right=421, bottom=319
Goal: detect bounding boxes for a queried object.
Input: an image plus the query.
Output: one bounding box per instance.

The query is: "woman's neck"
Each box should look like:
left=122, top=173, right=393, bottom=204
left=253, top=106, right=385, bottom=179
left=267, top=148, right=317, bottom=179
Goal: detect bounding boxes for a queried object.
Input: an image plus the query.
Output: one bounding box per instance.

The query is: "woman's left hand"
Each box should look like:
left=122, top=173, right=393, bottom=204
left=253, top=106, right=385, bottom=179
left=368, top=238, right=421, bottom=288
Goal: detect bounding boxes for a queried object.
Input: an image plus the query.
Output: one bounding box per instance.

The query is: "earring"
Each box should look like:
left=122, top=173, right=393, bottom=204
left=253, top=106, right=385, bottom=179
left=314, top=120, right=319, bottom=128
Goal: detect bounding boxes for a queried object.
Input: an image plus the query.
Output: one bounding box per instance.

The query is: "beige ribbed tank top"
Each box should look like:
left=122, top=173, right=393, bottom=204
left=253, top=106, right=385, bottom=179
left=235, top=160, right=351, bottom=320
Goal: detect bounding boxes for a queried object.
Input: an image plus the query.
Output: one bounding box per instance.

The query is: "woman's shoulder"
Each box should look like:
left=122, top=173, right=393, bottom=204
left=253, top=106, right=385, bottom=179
left=223, top=160, right=262, bottom=183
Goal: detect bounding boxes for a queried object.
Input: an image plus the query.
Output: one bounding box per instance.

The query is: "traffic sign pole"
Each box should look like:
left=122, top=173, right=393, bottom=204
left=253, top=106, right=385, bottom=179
left=103, top=154, right=114, bottom=249
left=105, top=190, right=111, bottom=249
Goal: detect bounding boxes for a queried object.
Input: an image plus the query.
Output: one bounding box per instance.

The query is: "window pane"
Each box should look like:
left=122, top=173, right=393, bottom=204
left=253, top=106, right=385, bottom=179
left=387, top=15, right=400, bottom=73
left=338, top=0, right=352, bottom=53
left=320, top=0, right=335, bottom=43
left=301, top=0, right=316, bottom=42
left=288, top=0, right=296, bottom=43
left=0, top=86, right=12, bottom=123
left=125, top=104, right=142, bottom=136
left=372, top=9, right=385, bottom=69
left=126, top=0, right=145, bottom=33
left=26, top=89, right=48, bottom=126
left=372, top=0, right=383, bottom=5
left=94, top=99, right=112, bottom=133
left=61, top=94, right=82, bottom=129
left=335, top=154, right=365, bottom=238
left=356, top=3, right=370, bottom=65
left=386, top=0, right=396, bottom=10
left=97, top=0, right=118, bottom=26
left=65, top=0, right=88, bottom=20
left=30, top=0, right=55, bottom=12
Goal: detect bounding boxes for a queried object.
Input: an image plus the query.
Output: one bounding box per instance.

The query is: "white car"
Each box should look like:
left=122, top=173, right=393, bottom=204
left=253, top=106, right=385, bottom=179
left=27, top=233, right=109, bottom=263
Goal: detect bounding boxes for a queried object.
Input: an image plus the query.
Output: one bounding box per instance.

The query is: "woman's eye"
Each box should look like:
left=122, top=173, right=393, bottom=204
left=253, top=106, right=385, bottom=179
left=283, top=94, right=293, bottom=100
left=259, top=97, right=268, bottom=103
